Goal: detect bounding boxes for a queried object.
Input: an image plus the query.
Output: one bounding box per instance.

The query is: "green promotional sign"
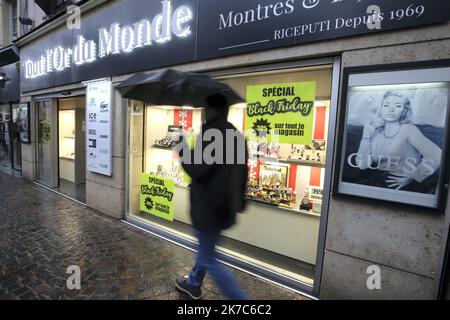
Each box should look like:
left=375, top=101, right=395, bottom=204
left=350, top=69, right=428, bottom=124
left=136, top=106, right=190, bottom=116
left=41, top=120, right=51, bottom=143
left=245, top=82, right=317, bottom=144
left=140, top=173, right=174, bottom=221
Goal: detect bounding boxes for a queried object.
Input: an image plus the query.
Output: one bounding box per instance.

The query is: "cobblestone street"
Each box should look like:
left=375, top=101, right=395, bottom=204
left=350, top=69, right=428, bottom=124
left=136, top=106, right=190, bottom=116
left=0, top=173, right=306, bottom=300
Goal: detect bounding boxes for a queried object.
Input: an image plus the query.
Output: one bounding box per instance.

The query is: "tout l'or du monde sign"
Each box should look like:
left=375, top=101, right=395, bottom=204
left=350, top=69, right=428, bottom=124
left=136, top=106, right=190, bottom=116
left=24, top=0, right=193, bottom=79
left=245, top=82, right=317, bottom=144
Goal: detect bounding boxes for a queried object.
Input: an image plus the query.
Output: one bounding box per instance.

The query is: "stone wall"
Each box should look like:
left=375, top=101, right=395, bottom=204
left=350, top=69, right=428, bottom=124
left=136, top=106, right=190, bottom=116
left=320, top=35, right=450, bottom=300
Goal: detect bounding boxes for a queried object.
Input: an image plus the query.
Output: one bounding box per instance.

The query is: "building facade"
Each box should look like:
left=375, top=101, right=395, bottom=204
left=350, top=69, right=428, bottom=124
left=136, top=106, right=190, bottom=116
left=7, top=0, right=450, bottom=299
left=0, top=0, right=47, bottom=46
left=0, top=0, right=46, bottom=173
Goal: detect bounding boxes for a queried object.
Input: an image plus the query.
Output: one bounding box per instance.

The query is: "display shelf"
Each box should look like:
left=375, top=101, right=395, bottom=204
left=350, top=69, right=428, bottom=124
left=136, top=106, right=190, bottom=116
left=248, top=155, right=280, bottom=163
left=248, top=155, right=326, bottom=168
left=280, top=204, right=322, bottom=217
left=174, top=183, right=190, bottom=189
left=245, top=197, right=321, bottom=217
left=245, top=197, right=278, bottom=207
left=152, top=144, right=176, bottom=151
left=278, top=158, right=326, bottom=168
left=60, top=156, right=75, bottom=161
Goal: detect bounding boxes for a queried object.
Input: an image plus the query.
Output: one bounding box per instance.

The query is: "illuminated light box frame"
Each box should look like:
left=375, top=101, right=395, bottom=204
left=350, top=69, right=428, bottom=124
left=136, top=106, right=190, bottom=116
left=334, top=60, right=450, bottom=212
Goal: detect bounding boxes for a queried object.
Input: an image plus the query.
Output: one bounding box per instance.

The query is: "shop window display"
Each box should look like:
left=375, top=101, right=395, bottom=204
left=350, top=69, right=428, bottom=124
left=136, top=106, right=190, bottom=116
left=240, top=96, right=329, bottom=215
left=144, top=106, right=201, bottom=189
left=220, top=71, right=331, bottom=217
left=128, top=65, right=333, bottom=283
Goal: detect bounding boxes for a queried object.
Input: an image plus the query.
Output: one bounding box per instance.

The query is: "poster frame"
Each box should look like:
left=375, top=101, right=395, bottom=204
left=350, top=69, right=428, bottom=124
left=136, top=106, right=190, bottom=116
left=18, top=101, right=31, bottom=144
left=85, top=78, right=113, bottom=177
left=333, top=59, right=450, bottom=213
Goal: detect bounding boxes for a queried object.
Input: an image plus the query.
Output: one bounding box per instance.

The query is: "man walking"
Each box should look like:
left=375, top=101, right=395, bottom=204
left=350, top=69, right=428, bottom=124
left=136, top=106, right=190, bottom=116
left=175, top=93, right=249, bottom=300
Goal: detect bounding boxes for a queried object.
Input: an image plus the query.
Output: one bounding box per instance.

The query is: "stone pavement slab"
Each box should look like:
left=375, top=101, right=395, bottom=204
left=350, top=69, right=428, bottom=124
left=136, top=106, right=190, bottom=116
left=0, top=173, right=307, bottom=300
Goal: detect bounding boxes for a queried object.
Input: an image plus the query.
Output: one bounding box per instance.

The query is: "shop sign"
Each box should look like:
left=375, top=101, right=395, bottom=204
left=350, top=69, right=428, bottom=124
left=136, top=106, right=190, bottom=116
left=140, top=173, right=174, bottom=221
left=20, top=0, right=450, bottom=92
left=85, top=79, right=113, bottom=176
left=20, top=0, right=198, bottom=92
left=197, top=0, right=450, bottom=60
left=245, top=82, right=317, bottom=144
left=23, top=0, right=193, bottom=80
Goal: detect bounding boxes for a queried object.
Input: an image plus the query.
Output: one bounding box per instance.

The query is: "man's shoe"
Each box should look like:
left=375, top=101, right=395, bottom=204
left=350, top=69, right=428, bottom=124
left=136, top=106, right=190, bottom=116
left=175, top=276, right=202, bottom=300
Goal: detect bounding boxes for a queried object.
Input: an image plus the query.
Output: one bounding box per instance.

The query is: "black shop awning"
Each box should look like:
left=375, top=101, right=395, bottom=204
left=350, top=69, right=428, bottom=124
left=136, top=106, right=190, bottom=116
left=0, top=45, right=20, bottom=67
left=34, top=0, right=59, bottom=16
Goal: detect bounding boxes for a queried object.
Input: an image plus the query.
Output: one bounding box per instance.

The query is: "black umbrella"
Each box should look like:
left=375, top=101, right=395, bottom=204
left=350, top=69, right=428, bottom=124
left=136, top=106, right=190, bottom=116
left=117, top=69, right=244, bottom=107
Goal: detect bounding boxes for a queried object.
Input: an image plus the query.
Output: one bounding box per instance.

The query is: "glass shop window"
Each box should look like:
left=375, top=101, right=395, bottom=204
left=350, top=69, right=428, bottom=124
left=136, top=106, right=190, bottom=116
left=128, top=64, right=333, bottom=284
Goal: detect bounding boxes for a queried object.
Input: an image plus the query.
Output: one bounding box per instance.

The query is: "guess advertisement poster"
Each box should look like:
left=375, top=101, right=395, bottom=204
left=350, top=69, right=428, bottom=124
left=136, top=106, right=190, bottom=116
left=18, top=103, right=30, bottom=144
left=245, top=82, right=316, bottom=144
left=140, top=174, right=174, bottom=221
left=341, top=83, right=448, bottom=204
left=337, top=64, right=450, bottom=210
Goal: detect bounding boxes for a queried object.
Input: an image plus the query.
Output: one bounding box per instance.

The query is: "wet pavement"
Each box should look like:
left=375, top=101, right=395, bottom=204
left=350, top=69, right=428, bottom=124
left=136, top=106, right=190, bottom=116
left=0, top=172, right=307, bottom=300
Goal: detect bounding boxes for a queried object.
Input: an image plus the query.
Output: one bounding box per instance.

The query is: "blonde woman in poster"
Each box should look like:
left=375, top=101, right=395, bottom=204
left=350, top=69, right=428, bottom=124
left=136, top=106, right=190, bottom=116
left=355, top=91, right=442, bottom=191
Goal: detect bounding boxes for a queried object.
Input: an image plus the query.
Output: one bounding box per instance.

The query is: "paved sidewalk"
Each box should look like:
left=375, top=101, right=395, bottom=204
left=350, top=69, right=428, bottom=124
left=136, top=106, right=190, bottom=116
left=0, top=173, right=307, bottom=300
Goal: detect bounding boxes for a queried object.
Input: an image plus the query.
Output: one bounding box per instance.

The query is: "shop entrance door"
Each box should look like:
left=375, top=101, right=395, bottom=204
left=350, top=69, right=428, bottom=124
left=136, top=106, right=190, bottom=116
left=11, top=104, right=22, bottom=171
left=57, top=97, right=86, bottom=203
left=36, top=99, right=58, bottom=188
left=0, top=104, right=12, bottom=170
left=0, top=104, right=22, bottom=173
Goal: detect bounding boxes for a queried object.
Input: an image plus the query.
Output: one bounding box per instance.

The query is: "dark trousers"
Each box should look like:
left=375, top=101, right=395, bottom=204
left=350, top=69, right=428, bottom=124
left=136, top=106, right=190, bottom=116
left=187, top=230, right=249, bottom=300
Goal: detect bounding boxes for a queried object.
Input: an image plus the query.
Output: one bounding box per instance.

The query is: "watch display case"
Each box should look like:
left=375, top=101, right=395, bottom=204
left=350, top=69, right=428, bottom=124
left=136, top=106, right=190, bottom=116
left=153, top=125, right=183, bottom=149
left=245, top=157, right=325, bottom=214
left=238, top=98, right=329, bottom=216
left=144, top=106, right=201, bottom=189
left=246, top=162, right=296, bottom=207
left=151, top=159, right=190, bottom=188
left=288, top=140, right=326, bottom=165
left=248, top=141, right=281, bottom=160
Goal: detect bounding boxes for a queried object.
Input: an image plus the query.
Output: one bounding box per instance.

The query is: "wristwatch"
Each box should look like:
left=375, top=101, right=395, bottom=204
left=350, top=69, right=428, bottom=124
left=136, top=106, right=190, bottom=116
left=300, top=197, right=310, bottom=211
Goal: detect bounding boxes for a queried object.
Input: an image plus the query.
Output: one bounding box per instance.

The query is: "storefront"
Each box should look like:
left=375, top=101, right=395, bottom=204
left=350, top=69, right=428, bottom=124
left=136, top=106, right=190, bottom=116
left=126, top=59, right=338, bottom=292
left=16, top=0, right=450, bottom=299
